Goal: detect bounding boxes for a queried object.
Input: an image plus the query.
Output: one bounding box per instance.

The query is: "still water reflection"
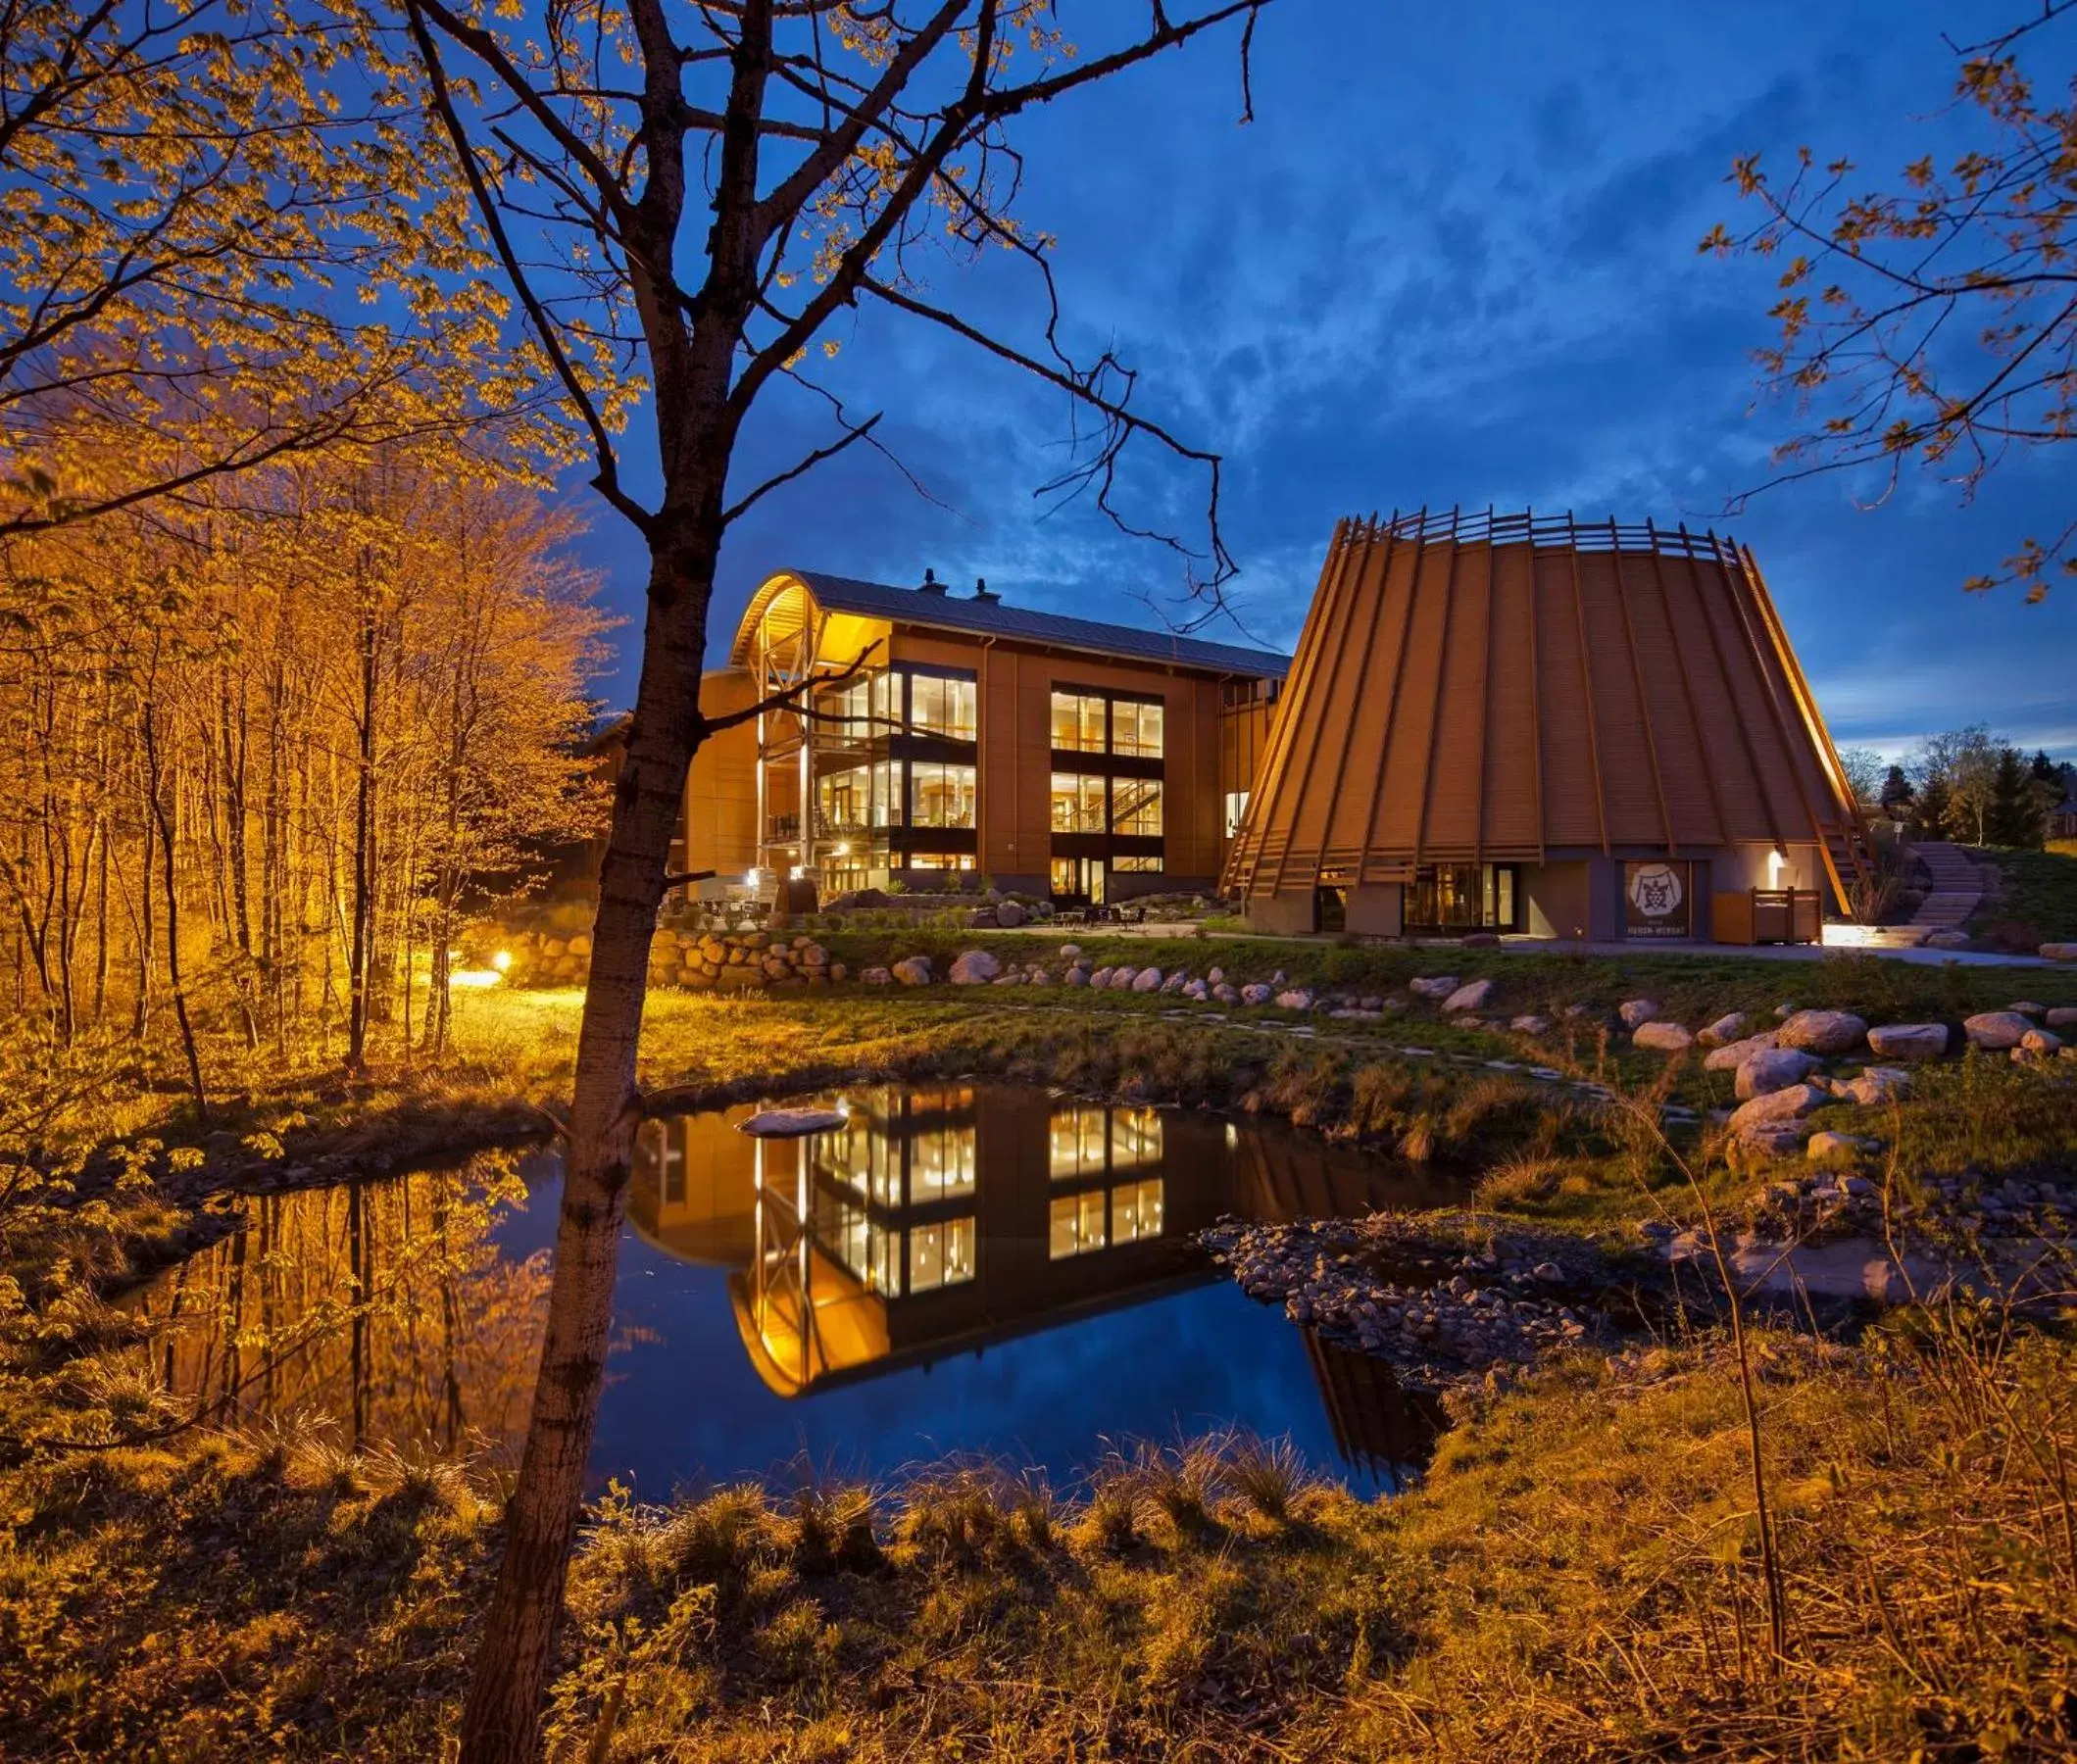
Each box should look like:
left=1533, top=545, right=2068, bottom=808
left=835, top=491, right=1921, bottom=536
left=136, top=1084, right=1455, bottom=1495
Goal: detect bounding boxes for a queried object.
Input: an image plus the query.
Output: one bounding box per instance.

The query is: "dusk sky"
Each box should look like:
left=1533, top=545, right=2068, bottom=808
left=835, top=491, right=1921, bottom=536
left=574, top=0, right=2075, bottom=765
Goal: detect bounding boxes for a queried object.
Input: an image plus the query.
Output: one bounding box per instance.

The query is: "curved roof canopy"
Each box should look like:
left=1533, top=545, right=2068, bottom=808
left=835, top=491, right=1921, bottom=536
left=1225, top=509, right=1867, bottom=900
left=729, top=568, right=1289, bottom=678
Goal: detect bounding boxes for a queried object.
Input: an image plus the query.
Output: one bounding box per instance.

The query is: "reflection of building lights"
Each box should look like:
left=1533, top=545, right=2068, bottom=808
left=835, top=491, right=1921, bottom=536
left=1225, top=1122, right=1239, bottom=1150
left=789, top=864, right=805, bottom=880
left=746, top=867, right=761, bottom=889
left=1767, top=847, right=1788, bottom=884
left=492, top=950, right=513, bottom=972
left=833, top=841, right=850, bottom=857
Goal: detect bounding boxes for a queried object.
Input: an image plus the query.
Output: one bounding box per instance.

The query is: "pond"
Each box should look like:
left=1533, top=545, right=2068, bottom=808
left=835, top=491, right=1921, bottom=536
left=132, top=1083, right=1459, bottom=1496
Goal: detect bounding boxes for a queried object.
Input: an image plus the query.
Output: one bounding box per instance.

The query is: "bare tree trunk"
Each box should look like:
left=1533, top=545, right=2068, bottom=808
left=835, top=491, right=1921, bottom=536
left=457, top=514, right=716, bottom=1763
left=347, top=557, right=378, bottom=1072
left=141, top=698, right=208, bottom=1117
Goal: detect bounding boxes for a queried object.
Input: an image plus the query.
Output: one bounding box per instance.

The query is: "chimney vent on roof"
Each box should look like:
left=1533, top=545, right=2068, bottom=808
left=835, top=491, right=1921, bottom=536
left=972, top=575, right=1001, bottom=605
left=918, top=567, right=946, bottom=595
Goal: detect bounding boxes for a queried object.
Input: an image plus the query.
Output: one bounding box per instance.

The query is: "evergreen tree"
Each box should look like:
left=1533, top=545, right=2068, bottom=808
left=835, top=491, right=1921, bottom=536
left=1987, top=746, right=2046, bottom=848
left=1912, top=772, right=1953, bottom=840
left=1880, top=763, right=1913, bottom=810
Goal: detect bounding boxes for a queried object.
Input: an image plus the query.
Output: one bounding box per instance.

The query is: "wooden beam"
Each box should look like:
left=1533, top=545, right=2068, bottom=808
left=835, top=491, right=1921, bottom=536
left=1689, top=526, right=1785, bottom=853
left=1644, top=518, right=1729, bottom=847
left=1607, top=515, right=1676, bottom=858
left=1564, top=513, right=1610, bottom=857
left=1412, top=506, right=1465, bottom=868
left=1524, top=505, right=1545, bottom=862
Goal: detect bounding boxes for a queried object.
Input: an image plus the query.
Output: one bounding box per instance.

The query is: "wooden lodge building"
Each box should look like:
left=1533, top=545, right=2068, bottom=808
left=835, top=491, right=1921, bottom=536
left=679, top=509, right=1864, bottom=941
left=1221, top=509, right=1869, bottom=942
left=684, top=568, right=1290, bottom=904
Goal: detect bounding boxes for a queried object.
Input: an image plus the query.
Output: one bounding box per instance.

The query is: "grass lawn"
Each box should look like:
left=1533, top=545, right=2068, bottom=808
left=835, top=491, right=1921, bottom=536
left=6, top=946, right=2077, bottom=1758
left=1972, top=844, right=2077, bottom=943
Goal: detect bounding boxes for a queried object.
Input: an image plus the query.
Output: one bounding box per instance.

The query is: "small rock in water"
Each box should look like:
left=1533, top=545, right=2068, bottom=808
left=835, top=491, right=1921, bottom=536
left=739, top=1107, right=848, bottom=1139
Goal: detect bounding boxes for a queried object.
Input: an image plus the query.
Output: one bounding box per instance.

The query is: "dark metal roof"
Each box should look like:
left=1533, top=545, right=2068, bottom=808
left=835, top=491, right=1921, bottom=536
left=787, top=570, right=1289, bottom=678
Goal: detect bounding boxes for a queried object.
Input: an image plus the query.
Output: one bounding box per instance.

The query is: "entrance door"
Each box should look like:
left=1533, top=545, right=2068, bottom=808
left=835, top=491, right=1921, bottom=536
left=1082, top=858, right=1107, bottom=905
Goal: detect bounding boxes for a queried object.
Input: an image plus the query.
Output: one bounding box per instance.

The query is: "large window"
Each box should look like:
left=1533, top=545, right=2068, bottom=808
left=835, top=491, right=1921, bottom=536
left=869, top=669, right=900, bottom=733
left=1113, top=856, right=1162, bottom=874
left=1049, top=1105, right=1110, bottom=1181
left=1112, top=698, right=1163, bottom=758
left=906, top=852, right=975, bottom=871
left=1050, top=691, right=1107, bottom=753
left=909, top=1119, right=977, bottom=1200
left=1050, top=772, right=1107, bottom=834
left=1113, top=1178, right=1164, bottom=1244
left=1405, top=863, right=1519, bottom=933
left=817, top=765, right=872, bottom=832
left=1048, top=1190, right=1107, bottom=1260
left=1223, top=790, right=1250, bottom=838
left=910, top=761, right=976, bottom=828
left=1110, top=778, right=1162, bottom=836
left=1110, top=1108, right=1162, bottom=1168
left=909, top=1218, right=975, bottom=1292
left=816, top=674, right=872, bottom=734
left=909, top=673, right=976, bottom=740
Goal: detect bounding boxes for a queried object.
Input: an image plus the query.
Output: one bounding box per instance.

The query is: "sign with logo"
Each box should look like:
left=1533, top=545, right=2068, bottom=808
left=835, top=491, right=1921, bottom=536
left=1623, top=860, right=1691, bottom=939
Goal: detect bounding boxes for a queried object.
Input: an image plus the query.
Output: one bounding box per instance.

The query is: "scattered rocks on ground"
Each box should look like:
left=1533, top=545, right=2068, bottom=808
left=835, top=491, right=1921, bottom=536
left=2009, top=1001, right=2047, bottom=1017
left=1964, top=1010, right=2035, bottom=1051
left=2019, top=1027, right=2064, bottom=1057
left=1240, top=982, right=1274, bottom=1006
left=1728, top=1081, right=1826, bottom=1140
left=1132, top=965, right=1165, bottom=993
left=892, top=956, right=934, bottom=986
left=1274, top=987, right=1317, bottom=1011
left=1703, top=1031, right=1779, bottom=1071
left=1696, top=1012, right=1749, bottom=1048
left=1806, top=1130, right=1877, bottom=1160
left=994, top=900, right=1026, bottom=928
left=1617, top=999, right=1660, bottom=1030
left=860, top=965, right=892, bottom=986
left=2041, top=942, right=2077, bottom=960
left=1836, top=1065, right=1909, bottom=1106
left=1633, top=1021, right=1694, bottom=1053
left=1509, top=1013, right=1550, bottom=1035
left=2047, top=1007, right=2077, bottom=1030
left=1409, top=975, right=1459, bottom=1000
left=1200, top=1213, right=1624, bottom=1386
left=1776, top=1008, right=1869, bottom=1055
left=948, top=950, right=1001, bottom=986
left=1866, top=1022, right=1950, bottom=1061
left=1443, top=979, right=1495, bottom=1013
left=1735, top=1048, right=1820, bottom=1100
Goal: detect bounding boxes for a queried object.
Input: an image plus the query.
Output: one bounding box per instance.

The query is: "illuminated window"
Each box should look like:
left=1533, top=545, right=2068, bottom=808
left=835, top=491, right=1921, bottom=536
left=1110, top=778, right=1162, bottom=836
left=1113, top=699, right=1163, bottom=758
left=1109, top=1108, right=1162, bottom=1169
left=909, top=673, right=977, bottom=740
left=1113, top=856, right=1162, bottom=874
left=906, top=852, right=975, bottom=870
left=816, top=674, right=872, bottom=733
left=1049, top=1105, right=1109, bottom=1180
left=1050, top=691, right=1107, bottom=752
left=1112, top=1177, right=1164, bottom=1244
left=1049, top=856, right=1078, bottom=896
left=1048, top=1190, right=1107, bottom=1260
left=869, top=669, right=900, bottom=734
left=909, top=762, right=976, bottom=828
left=869, top=760, right=896, bottom=827
left=817, top=764, right=872, bottom=832
left=1050, top=772, right=1106, bottom=834
left=1223, top=790, right=1250, bottom=838
left=909, top=1217, right=975, bottom=1291
left=909, top=1122, right=976, bottom=1200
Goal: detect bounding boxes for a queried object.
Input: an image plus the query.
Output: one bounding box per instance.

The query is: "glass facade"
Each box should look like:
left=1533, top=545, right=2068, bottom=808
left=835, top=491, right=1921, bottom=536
left=1050, top=691, right=1107, bottom=752
left=1112, top=699, right=1163, bottom=758
left=1050, top=772, right=1107, bottom=834
left=1405, top=863, right=1520, bottom=934
left=1110, top=778, right=1162, bottom=836
left=909, top=761, right=977, bottom=828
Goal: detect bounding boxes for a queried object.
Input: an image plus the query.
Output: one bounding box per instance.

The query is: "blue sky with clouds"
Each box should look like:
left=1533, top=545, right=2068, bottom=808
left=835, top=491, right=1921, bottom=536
left=572, top=0, right=2075, bottom=766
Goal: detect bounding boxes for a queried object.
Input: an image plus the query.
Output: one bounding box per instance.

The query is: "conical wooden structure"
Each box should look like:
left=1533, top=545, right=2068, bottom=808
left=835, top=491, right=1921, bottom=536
left=1224, top=509, right=1869, bottom=941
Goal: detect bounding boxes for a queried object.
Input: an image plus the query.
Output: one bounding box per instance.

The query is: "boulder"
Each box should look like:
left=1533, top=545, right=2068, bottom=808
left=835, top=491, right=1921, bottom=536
left=2042, top=1005, right=2077, bottom=1029
left=1063, top=967, right=1089, bottom=988
left=1213, top=984, right=1240, bottom=1004
left=1409, top=975, right=1459, bottom=1000
left=1207, top=966, right=1225, bottom=985
left=2020, top=1027, right=2064, bottom=1056
left=1703, top=1032, right=1778, bottom=1072
left=1460, top=930, right=1500, bottom=948
left=1728, top=1082, right=1826, bottom=1137
left=1963, top=1010, right=2034, bottom=1051
left=1442, top=979, right=1495, bottom=1013
left=892, top=956, right=934, bottom=986
left=1735, top=1048, right=1820, bottom=1101
left=738, top=1107, right=847, bottom=1139
left=1509, top=1014, right=1551, bottom=1035
left=2039, top=943, right=2077, bottom=961
left=1926, top=930, right=1971, bottom=950
left=2008, top=1001, right=2047, bottom=1017
left=1108, top=967, right=1139, bottom=991
left=1633, top=1021, right=1694, bottom=1053
left=1059, top=944, right=1082, bottom=958
left=1807, top=1130, right=1876, bottom=1161
left=1131, top=966, right=1164, bottom=993
left=1776, top=1009, right=1868, bottom=1056
left=1090, top=966, right=1114, bottom=988
left=1865, top=1022, right=1950, bottom=1061
left=1617, top=999, right=1660, bottom=1030
left=1837, top=1065, right=1909, bottom=1105
left=1696, top=1012, right=1749, bottom=1048
left=1274, top=988, right=1316, bottom=1011
left=995, top=900, right=1027, bottom=929
left=948, top=950, right=1002, bottom=986
left=859, top=965, right=893, bottom=986
left=1739, top=1122, right=1807, bottom=1157
left=1240, top=983, right=1274, bottom=1006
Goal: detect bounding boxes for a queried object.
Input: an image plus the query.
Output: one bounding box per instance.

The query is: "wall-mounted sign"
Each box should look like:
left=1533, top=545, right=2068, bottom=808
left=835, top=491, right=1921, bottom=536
left=1623, top=860, right=1691, bottom=939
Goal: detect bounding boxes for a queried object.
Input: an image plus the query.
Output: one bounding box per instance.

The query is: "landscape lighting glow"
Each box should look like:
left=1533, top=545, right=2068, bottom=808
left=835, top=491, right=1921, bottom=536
left=492, top=949, right=513, bottom=971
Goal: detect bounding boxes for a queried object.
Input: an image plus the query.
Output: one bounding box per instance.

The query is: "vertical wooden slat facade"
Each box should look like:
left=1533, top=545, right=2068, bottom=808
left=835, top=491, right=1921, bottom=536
left=1222, top=509, right=1869, bottom=909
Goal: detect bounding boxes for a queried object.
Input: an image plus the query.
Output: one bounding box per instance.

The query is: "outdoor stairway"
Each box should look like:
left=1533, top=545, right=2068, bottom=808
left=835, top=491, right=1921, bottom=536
left=1909, top=842, right=1987, bottom=931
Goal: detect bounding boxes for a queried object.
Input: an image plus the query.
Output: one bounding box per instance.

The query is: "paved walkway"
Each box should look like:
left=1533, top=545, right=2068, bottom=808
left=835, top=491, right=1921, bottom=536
left=1910, top=841, right=1989, bottom=932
